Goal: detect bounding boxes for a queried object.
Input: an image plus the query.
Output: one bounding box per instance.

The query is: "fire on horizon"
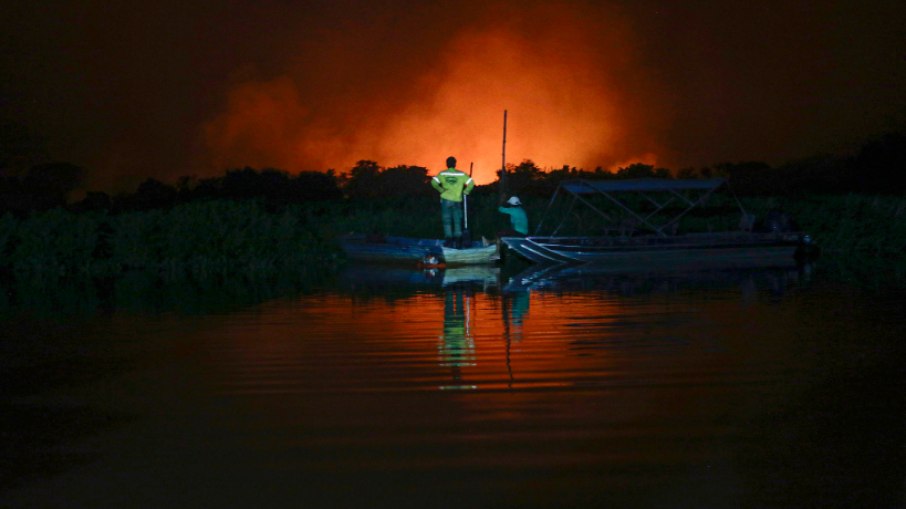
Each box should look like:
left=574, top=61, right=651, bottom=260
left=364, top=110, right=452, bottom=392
left=1, top=1, right=904, bottom=190
left=200, top=3, right=660, bottom=186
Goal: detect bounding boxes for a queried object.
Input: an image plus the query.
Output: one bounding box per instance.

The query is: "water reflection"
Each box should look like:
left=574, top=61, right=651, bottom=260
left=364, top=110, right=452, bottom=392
left=3, top=261, right=906, bottom=508
left=438, top=286, right=476, bottom=389
left=500, top=290, right=529, bottom=389
left=332, top=262, right=816, bottom=396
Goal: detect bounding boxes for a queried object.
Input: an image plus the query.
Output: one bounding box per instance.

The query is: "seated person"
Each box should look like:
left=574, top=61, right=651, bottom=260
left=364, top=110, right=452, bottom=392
left=498, top=196, right=529, bottom=236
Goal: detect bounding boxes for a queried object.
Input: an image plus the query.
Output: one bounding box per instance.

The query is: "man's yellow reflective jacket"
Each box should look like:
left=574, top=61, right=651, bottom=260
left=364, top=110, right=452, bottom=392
left=431, top=168, right=474, bottom=202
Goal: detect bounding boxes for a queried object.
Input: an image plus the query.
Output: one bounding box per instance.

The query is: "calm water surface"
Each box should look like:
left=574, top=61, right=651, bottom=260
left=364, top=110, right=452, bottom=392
left=2, top=264, right=905, bottom=508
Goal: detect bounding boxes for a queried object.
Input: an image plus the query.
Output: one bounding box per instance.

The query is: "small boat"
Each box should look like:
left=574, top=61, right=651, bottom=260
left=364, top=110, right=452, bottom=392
left=339, top=234, right=499, bottom=266
left=501, top=178, right=817, bottom=266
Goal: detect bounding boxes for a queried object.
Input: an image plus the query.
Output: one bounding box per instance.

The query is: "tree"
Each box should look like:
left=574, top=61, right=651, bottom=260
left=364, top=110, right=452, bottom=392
left=125, top=178, right=178, bottom=210
left=852, top=131, right=906, bottom=194
left=713, top=161, right=778, bottom=195
left=342, top=160, right=382, bottom=200
left=292, top=170, right=342, bottom=201
left=22, top=162, right=84, bottom=209
left=615, top=163, right=670, bottom=179
left=0, top=122, right=47, bottom=177
left=379, top=165, right=431, bottom=197
left=504, top=160, right=544, bottom=197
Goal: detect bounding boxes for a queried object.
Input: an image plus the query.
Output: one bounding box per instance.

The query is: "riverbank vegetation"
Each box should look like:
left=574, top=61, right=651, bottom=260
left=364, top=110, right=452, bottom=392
left=1, top=130, right=904, bottom=282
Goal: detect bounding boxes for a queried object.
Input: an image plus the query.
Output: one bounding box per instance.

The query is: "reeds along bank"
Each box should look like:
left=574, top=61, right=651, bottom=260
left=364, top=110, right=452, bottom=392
left=0, top=200, right=342, bottom=278
left=0, top=194, right=903, bottom=279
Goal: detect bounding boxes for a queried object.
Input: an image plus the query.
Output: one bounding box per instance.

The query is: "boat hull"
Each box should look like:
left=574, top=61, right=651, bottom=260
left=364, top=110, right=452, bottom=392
left=501, top=233, right=806, bottom=269
left=441, top=245, right=499, bottom=266
left=502, top=261, right=806, bottom=293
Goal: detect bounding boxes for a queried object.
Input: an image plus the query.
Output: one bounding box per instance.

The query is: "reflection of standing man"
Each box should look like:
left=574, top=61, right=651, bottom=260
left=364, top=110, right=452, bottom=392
left=439, top=287, right=476, bottom=384
left=431, top=156, right=474, bottom=249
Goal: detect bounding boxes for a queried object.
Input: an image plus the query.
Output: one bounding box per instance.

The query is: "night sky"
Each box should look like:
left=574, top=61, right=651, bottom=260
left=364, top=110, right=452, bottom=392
left=2, top=0, right=904, bottom=190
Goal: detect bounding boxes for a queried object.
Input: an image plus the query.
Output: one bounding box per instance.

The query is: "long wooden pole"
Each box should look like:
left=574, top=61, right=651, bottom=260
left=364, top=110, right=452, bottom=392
left=464, top=161, right=473, bottom=230
left=500, top=109, right=508, bottom=204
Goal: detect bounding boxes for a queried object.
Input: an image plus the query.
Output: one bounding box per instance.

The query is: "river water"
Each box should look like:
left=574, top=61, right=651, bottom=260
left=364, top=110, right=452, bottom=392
left=2, top=262, right=905, bottom=508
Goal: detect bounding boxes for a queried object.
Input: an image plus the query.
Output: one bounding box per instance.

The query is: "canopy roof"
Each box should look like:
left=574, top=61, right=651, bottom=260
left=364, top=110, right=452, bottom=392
left=559, top=178, right=726, bottom=195
left=535, top=178, right=731, bottom=237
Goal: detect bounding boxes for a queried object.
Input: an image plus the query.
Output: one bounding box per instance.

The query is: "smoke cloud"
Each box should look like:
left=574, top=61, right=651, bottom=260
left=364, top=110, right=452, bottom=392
left=5, top=1, right=902, bottom=191
left=200, top=3, right=667, bottom=184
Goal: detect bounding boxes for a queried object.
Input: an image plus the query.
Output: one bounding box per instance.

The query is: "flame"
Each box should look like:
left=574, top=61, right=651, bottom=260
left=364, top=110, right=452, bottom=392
left=361, top=26, right=622, bottom=184
left=200, top=3, right=665, bottom=184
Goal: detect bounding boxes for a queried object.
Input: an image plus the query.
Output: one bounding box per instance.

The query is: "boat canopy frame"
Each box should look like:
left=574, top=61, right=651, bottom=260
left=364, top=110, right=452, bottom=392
left=533, top=178, right=728, bottom=237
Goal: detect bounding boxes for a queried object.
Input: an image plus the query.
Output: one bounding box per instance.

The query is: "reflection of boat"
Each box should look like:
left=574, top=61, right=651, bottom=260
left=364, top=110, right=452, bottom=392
left=442, top=266, right=500, bottom=288
left=336, top=263, right=499, bottom=292
left=339, top=234, right=499, bottom=266
left=501, top=178, right=815, bottom=265
left=503, top=261, right=807, bottom=294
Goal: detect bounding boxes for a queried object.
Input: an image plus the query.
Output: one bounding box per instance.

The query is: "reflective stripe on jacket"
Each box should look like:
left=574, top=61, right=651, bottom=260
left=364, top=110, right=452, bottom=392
left=431, top=168, right=474, bottom=202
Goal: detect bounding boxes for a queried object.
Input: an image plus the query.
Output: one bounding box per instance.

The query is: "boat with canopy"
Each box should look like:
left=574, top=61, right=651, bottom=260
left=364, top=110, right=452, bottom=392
left=500, top=178, right=815, bottom=267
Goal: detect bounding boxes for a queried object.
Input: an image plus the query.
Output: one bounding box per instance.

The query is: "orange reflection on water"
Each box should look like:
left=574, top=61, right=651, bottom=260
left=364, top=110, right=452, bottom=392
left=211, top=287, right=630, bottom=401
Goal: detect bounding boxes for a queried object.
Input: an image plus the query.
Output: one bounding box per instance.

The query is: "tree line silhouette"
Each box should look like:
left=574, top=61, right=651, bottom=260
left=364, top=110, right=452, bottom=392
left=1, top=130, right=903, bottom=216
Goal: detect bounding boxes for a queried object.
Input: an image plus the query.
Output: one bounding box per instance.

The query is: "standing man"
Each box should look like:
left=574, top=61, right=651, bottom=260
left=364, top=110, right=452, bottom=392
left=431, top=156, right=474, bottom=248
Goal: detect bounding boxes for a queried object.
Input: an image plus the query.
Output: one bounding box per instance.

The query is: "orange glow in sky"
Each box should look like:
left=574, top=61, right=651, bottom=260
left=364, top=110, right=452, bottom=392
left=5, top=2, right=904, bottom=193
left=201, top=4, right=665, bottom=184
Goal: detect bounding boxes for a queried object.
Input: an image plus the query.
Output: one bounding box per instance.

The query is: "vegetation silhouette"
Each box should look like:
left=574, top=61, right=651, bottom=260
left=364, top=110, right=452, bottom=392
left=1, top=162, right=85, bottom=213
left=0, top=129, right=903, bottom=288
left=1, top=129, right=903, bottom=216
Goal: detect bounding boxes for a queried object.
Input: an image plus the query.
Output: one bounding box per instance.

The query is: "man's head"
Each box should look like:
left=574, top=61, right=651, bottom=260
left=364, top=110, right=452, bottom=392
left=507, top=196, right=522, bottom=206
left=445, top=156, right=457, bottom=169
